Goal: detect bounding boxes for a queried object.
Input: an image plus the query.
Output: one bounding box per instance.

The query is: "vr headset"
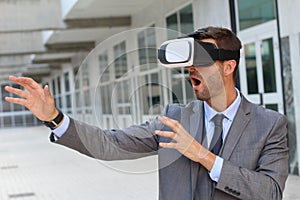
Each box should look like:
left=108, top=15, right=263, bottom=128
left=158, top=34, right=240, bottom=68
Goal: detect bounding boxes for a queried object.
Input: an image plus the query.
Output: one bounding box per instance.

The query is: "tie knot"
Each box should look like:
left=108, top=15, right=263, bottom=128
left=211, top=114, right=225, bottom=127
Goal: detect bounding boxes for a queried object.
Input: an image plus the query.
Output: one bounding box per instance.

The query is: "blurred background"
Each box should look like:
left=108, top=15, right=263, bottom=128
left=0, top=0, right=300, bottom=199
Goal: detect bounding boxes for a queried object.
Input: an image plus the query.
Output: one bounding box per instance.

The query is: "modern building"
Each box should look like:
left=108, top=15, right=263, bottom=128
left=0, top=0, right=299, bottom=175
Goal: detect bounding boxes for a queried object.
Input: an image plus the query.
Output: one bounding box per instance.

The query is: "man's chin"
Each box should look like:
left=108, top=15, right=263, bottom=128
left=195, top=93, right=210, bottom=101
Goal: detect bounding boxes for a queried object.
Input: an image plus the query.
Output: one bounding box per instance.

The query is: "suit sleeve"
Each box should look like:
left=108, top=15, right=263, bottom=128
left=53, top=116, right=164, bottom=160
left=215, top=114, right=289, bottom=200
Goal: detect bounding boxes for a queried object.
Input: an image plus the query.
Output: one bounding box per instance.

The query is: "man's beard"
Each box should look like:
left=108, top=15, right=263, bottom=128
left=193, top=73, right=225, bottom=102
left=194, top=84, right=211, bottom=101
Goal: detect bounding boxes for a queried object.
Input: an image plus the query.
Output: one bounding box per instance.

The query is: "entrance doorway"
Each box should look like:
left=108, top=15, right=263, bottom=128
left=238, top=21, right=284, bottom=113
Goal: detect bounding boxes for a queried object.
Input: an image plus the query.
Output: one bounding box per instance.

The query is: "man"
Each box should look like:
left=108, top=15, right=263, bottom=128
left=5, top=26, right=288, bottom=200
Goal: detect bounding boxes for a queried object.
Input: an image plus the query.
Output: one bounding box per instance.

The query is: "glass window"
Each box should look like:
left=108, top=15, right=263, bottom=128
left=64, top=72, right=70, bottom=92
left=138, top=32, right=147, bottom=66
left=82, top=64, right=90, bottom=106
left=171, top=69, right=184, bottom=103
left=114, top=79, right=131, bottom=115
left=57, top=76, right=61, bottom=94
left=82, top=63, right=90, bottom=89
left=15, top=115, right=23, bottom=127
left=57, top=97, right=62, bottom=108
left=117, top=80, right=130, bottom=104
left=4, top=116, right=12, bottom=127
left=137, top=25, right=157, bottom=71
left=1, top=84, right=11, bottom=112
left=100, top=84, right=112, bottom=114
left=8, top=84, right=23, bottom=112
left=245, top=43, right=259, bottom=94
left=1, top=83, right=39, bottom=127
left=146, top=27, right=157, bottom=65
left=179, top=4, right=194, bottom=34
left=139, top=73, right=162, bottom=115
left=54, top=76, right=62, bottom=109
left=84, top=89, right=91, bottom=107
left=167, top=4, right=194, bottom=39
left=238, top=0, right=276, bottom=30
left=114, top=41, right=127, bottom=79
left=25, top=114, right=35, bottom=126
left=167, top=13, right=178, bottom=39
left=66, top=95, right=72, bottom=109
left=265, top=104, right=278, bottom=111
left=52, top=79, right=56, bottom=95
left=74, top=71, right=82, bottom=110
left=262, top=38, right=276, bottom=93
left=99, top=51, right=110, bottom=82
left=166, top=4, right=194, bottom=104
left=64, top=72, right=72, bottom=111
left=75, top=92, right=82, bottom=108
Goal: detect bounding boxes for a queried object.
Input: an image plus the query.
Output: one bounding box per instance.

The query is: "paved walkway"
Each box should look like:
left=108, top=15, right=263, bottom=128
left=0, top=126, right=299, bottom=200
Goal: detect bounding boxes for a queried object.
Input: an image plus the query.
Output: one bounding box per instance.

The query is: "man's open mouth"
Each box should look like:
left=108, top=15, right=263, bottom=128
left=190, top=75, right=202, bottom=87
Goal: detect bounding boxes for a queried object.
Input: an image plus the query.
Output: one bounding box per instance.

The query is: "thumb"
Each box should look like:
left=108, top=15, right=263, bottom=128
left=44, top=85, right=53, bottom=98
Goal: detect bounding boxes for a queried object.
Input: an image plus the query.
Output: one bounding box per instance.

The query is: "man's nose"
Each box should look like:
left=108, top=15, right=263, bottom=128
left=187, top=66, right=197, bottom=72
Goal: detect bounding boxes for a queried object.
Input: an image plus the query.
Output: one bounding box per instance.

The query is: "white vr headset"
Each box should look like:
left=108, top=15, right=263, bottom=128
left=157, top=37, right=240, bottom=68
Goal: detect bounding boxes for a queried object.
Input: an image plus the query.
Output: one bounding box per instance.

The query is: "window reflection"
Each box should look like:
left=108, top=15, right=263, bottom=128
left=139, top=73, right=162, bottom=115
left=238, top=0, right=276, bottom=30
left=265, top=104, right=278, bottom=111
left=167, top=4, right=193, bottom=39
left=138, top=25, right=157, bottom=71
left=262, top=38, right=277, bottom=93
left=166, top=4, right=194, bottom=104
left=179, top=4, right=194, bottom=35
left=114, top=41, right=127, bottom=79
left=245, top=43, right=259, bottom=94
left=99, top=52, right=109, bottom=82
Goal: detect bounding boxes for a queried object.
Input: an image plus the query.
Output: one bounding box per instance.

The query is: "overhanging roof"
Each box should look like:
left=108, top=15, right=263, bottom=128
left=0, top=0, right=155, bottom=82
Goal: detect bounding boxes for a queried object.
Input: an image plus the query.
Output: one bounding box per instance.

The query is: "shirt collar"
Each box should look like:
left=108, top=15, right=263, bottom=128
left=204, top=88, right=241, bottom=122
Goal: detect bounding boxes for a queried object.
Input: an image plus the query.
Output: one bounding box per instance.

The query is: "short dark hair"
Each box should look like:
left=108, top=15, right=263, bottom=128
left=191, top=26, right=242, bottom=78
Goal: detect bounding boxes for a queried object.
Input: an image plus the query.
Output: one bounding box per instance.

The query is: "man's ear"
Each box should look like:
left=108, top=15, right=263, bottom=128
left=223, top=60, right=237, bottom=76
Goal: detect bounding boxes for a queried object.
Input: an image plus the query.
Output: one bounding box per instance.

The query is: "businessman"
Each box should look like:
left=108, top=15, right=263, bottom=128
left=5, top=26, right=288, bottom=200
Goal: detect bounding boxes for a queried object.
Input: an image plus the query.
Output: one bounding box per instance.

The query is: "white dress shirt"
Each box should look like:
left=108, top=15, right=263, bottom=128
left=206, top=89, right=241, bottom=182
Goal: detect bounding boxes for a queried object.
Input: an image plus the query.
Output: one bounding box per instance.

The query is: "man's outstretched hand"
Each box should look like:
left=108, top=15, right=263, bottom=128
left=5, top=76, right=58, bottom=122
left=156, top=116, right=216, bottom=171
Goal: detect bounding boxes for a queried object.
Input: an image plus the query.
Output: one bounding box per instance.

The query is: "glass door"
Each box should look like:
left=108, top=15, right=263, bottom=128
left=238, top=21, right=284, bottom=113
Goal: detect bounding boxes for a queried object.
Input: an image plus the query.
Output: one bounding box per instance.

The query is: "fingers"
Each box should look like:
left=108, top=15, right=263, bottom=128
left=43, top=85, right=52, bottom=99
left=159, top=142, right=177, bottom=149
left=4, top=85, right=28, bottom=106
left=5, top=86, right=28, bottom=99
left=155, top=129, right=178, bottom=149
left=158, top=116, right=183, bottom=133
left=5, top=96, right=26, bottom=106
left=155, top=130, right=177, bottom=139
left=9, top=76, right=41, bottom=91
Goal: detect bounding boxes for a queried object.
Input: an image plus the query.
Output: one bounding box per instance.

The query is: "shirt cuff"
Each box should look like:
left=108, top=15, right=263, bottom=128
left=209, top=156, right=224, bottom=182
left=52, top=113, right=70, bottom=138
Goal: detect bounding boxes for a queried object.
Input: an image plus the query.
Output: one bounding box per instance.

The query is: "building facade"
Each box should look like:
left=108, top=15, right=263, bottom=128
left=0, top=0, right=299, bottom=175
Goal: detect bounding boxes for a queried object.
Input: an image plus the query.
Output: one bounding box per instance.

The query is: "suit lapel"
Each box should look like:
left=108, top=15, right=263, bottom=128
left=188, top=101, right=203, bottom=141
left=220, top=97, right=251, bottom=160
left=182, top=101, right=204, bottom=198
left=180, top=100, right=204, bottom=143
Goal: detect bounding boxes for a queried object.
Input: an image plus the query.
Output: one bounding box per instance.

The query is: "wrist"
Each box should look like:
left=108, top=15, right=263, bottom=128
left=42, top=110, right=64, bottom=130
left=47, top=109, right=59, bottom=121
left=198, top=147, right=216, bottom=171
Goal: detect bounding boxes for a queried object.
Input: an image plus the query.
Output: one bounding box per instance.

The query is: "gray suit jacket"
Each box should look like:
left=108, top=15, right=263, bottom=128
left=55, top=97, right=288, bottom=200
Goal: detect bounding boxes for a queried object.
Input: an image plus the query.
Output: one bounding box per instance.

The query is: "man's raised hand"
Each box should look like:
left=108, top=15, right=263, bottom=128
left=5, top=76, right=58, bottom=122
